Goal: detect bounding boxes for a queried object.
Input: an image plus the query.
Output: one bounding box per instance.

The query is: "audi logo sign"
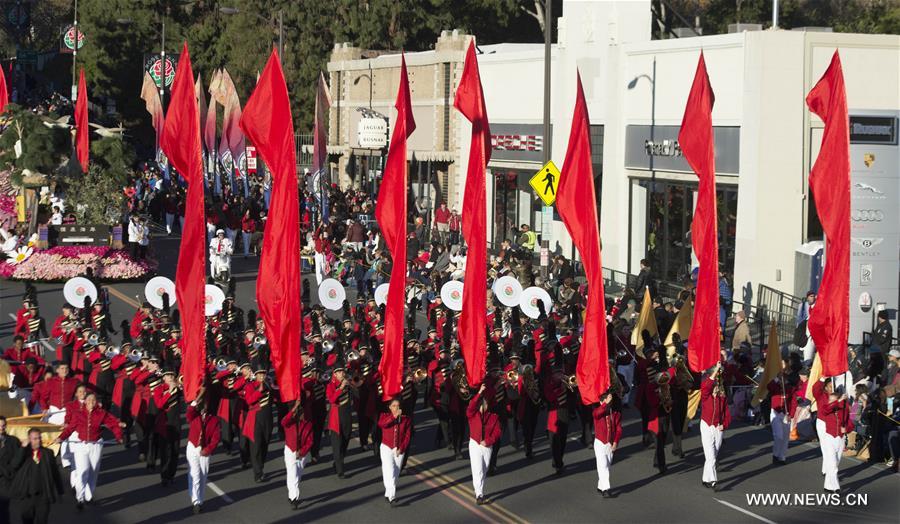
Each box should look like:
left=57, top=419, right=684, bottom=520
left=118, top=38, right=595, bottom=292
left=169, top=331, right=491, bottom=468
left=851, top=209, right=885, bottom=222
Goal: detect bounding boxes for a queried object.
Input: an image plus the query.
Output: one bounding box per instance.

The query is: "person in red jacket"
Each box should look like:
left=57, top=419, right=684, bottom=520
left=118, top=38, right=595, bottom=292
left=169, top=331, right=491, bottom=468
left=186, top=387, right=220, bottom=514
left=814, top=378, right=852, bottom=493
left=241, top=368, right=274, bottom=483
left=45, top=362, right=78, bottom=425
left=54, top=392, right=123, bottom=509
left=3, top=336, right=44, bottom=365
left=281, top=399, right=314, bottom=510
left=466, top=383, right=501, bottom=505
left=326, top=367, right=357, bottom=478
left=700, top=363, right=730, bottom=490
left=378, top=397, right=412, bottom=506
left=767, top=357, right=794, bottom=465
left=592, top=389, right=623, bottom=498
left=545, top=368, right=570, bottom=474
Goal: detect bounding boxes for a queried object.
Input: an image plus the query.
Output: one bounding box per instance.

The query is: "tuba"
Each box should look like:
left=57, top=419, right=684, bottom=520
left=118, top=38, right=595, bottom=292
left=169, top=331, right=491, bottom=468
left=657, top=372, right=673, bottom=413
left=521, top=364, right=541, bottom=405
left=450, top=359, right=472, bottom=401
left=672, top=354, right=695, bottom=390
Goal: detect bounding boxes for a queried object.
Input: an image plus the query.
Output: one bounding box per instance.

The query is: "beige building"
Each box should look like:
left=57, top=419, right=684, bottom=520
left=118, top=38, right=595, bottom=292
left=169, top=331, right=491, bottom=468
left=326, top=30, right=474, bottom=208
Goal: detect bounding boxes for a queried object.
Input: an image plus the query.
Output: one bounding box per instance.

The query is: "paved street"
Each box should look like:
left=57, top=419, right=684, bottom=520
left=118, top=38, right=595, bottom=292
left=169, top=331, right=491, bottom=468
left=1, top=237, right=897, bottom=523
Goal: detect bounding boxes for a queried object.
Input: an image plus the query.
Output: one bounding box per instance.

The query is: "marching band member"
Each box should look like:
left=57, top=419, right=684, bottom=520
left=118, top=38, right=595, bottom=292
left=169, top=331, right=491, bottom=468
left=44, top=362, right=78, bottom=425
left=15, top=303, right=47, bottom=342
left=546, top=367, right=570, bottom=475
left=281, top=399, right=313, bottom=509
left=699, top=362, right=730, bottom=490
left=242, top=367, right=274, bottom=483
left=186, top=386, right=220, bottom=514
left=813, top=378, right=851, bottom=493
left=153, top=369, right=181, bottom=486
left=3, top=336, right=44, bottom=365
left=62, top=383, right=88, bottom=489
left=767, top=357, right=794, bottom=465
left=378, top=397, right=411, bottom=506
left=54, top=392, right=123, bottom=510
left=592, top=388, right=622, bottom=498
left=326, top=365, right=356, bottom=478
left=466, top=383, right=501, bottom=505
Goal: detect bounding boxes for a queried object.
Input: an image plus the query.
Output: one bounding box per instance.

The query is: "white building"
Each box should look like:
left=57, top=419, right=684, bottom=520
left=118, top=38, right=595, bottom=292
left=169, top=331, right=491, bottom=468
left=329, top=0, right=900, bottom=342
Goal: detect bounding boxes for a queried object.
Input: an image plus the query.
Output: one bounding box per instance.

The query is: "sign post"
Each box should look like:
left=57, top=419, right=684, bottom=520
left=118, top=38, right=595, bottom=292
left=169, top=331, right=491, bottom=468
left=530, top=161, right=559, bottom=267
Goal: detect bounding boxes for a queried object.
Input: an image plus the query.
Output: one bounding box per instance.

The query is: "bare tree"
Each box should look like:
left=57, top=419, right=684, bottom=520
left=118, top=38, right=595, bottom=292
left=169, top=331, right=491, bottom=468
left=520, top=0, right=547, bottom=33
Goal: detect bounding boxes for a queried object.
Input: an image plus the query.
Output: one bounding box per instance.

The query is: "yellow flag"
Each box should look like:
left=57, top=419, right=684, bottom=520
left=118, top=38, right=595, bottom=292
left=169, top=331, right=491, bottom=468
left=630, top=286, right=658, bottom=357
left=751, top=320, right=780, bottom=407
left=664, top=299, right=693, bottom=357
left=805, top=353, right=823, bottom=412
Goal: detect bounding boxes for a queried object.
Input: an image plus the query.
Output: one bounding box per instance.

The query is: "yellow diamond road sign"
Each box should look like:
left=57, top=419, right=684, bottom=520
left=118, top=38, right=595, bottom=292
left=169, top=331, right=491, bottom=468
left=529, top=160, right=560, bottom=206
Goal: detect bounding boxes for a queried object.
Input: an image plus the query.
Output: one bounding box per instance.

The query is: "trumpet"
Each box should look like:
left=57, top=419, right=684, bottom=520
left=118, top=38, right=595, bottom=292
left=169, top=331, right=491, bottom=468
left=215, top=358, right=228, bottom=372
left=322, top=340, right=336, bottom=353
left=563, top=374, right=578, bottom=390
left=104, top=346, right=121, bottom=359
left=505, top=369, right=520, bottom=384
left=408, top=367, right=427, bottom=382
left=128, top=348, right=144, bottom=362
left=253, top=335, right=267, bottom=349
left=346, top=350, right=360, bottom=363
left=87, top=333, right=100, bottom=346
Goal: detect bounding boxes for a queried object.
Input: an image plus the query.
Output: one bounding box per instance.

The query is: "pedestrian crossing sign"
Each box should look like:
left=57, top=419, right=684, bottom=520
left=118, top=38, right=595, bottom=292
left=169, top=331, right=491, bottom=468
left=529, top=161, right=560, bottom=206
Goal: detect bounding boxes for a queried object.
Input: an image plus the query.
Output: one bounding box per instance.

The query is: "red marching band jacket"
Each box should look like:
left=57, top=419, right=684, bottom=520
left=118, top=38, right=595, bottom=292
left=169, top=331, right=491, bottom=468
left=378, top=412, right=412, bottom=454
left=281, top=410, right=314, bottom=456
left=700, top=377, right=731, bottom=429
left=58, top=406, right=123, bottom=442
left=813, top=381, right=853, bottom=438
left=187, top=404, right=221, bottom=454
left=592, top=401, right=623, bottom=446
left=466, top=390, right=502, bottom=448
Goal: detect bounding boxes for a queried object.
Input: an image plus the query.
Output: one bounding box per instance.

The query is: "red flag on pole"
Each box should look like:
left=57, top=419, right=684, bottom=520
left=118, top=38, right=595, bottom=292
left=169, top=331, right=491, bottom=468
left=239, top=48, right=302, bottom=402
left=159, top=43, right=206, bottom=401
left=376, top=56, right=415, bottom=401
left=454, top=40, right=491, bottom=387
left=74, top=68, right=89, bottom=173
left=678, top=52, right=720, bottom=373
left=558, top=73, right=609, bottom=404
left=0, top=65, right=9, bottom=114
left=806, top=50, right=850, bottom=377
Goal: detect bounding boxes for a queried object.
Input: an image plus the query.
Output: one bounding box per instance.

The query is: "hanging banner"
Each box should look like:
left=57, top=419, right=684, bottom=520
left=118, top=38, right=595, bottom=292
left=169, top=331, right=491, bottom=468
left=143, top=53, right=179, bottom=89
left=60, top=25, right=85, bottom=53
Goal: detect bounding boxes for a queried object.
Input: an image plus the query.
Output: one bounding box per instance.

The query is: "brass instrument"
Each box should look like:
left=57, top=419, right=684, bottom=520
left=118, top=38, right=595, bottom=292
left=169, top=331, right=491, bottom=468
left=128, top=348, right=144, bottom=363
left=104, top=346, right=120, bottom=359
left=215, top=358, right=228, bottom=372
left=450, top=359, right=472, bottom=401
left=87, top=333, right=100, bottom=346
left=319, top=370, right=332, bottom=384
left=345, top=350, right=360, bottom=363
left=322, top=340, right=336, bottom=353
left=672, top=354, right=695, bottom=390
left=563, top=374, right=578, bottom=390
left=409, top=367, right=428, bottom=382
left=505, top=369, right=519, bottom=384
left=253, top=335, right=267, bottom=349
left=522, top=364, right=541, bottom=404
left=657, top=372, right=673, bottom=413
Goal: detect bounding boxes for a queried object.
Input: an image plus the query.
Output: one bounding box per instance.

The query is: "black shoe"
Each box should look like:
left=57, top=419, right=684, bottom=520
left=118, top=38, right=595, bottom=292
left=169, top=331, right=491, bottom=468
left=138, top=453, right=146, bottom=462
left=710, top=482, right=718, bottom=492
left=241, top=462, right=250, bottom=469
left=291, top=498, right=301, bottom=510
left=390, top=498, right=397, bottom=507
left=555, top=465, right=565, bottom=476
left=192, top=504, right=202, bottom=514
left=476, top=496, right=485, bottom=505
left=657, top=466, right=667, bottom=475
left=601, top=490, right=610, bottom=498
left=525, top=450, right=534, bottom=459
left=487, top=467, right=496, bottom=477
left=254, top=475, right=263, bottom=483
left=337, top=473, right=346, bottom=479
left=76, top=502, right=84, bottom=511
left=385, top=497, right=390, bottom=505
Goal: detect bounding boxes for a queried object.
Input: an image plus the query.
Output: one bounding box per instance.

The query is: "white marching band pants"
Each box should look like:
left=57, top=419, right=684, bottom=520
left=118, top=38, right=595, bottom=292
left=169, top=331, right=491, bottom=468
left=186, top=442, right=210, bottom=506
left=821, top=431, right=844, bottom=491
left=73, top=440, right=103, bottom=503
left=468, top=440, right=492, bottom=498
left=379, top=443, right=404, bottom=502
left=284, top=446, right=309, bottom=502
left=700, top=421, right=723, bottom=483
left=593, top=440, right=613, bottom=491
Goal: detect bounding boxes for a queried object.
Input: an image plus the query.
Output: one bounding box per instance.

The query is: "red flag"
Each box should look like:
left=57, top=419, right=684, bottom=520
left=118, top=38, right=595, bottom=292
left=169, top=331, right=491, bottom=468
left=313, top=72, right=332, bottom=176
left=454, top=40, right=491, bottom=387
left=159, top=43, right=206, bottom=401
left=74, top=68, right=89, bottom=173
left=0, top=65, right=8, bottom=114
left=558, top=73, right=609, bottom=404
left=678, top=52, right=720, bottom=373
left=376, top=57, right=415, bottom=401
left=806, top=51, right=850, bottom=377
left=239, top=49, right=302, bottom=402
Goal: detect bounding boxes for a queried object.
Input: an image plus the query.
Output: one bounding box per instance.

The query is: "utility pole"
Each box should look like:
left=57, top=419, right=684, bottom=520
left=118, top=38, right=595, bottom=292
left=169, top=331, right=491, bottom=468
left=70, top=0, right=78, bottom=102
left=540, top=0, right=553, bottom=278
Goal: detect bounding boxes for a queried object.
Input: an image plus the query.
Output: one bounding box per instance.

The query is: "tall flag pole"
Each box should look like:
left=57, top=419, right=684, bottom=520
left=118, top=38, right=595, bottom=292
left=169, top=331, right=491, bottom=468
left=805, top=50, right=850, bottom=377
left=74, top=68, right=89, bottom=172
left=678, top=52, right=720, bottom=373
left=314, top=71, right=332, bottom=221
left=159, top=42, right=206, bottom=401
left=557, top=72, right=609, bottom=403
left=454, top=39, right=491, bottom=387
left=239, top=48, right=302, bottom=403
left=375, top=56, right=415, bottom=401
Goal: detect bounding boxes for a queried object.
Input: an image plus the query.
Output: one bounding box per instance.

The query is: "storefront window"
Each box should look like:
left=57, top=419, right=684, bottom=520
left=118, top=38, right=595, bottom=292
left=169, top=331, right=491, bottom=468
left=635, top=178, right=738, bottom=284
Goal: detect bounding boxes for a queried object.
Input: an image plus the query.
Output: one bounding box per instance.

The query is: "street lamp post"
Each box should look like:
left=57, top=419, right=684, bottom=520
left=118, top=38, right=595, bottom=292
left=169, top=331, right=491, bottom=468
left=220, top=6, right=283, bottom=57
left=70, top=0, right=78, bottom=102
left=627, top=56, right=657, bottom=270
left=539, top=0, right=552, bottom=279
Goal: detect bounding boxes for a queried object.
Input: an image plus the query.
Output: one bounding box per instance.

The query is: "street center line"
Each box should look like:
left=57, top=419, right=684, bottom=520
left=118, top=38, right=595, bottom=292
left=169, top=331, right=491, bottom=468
left=107, top=285, right=141, bottom=308
left=208, top=481, right=235, bottom=503
left=715, top=498, right=777, bottom=524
